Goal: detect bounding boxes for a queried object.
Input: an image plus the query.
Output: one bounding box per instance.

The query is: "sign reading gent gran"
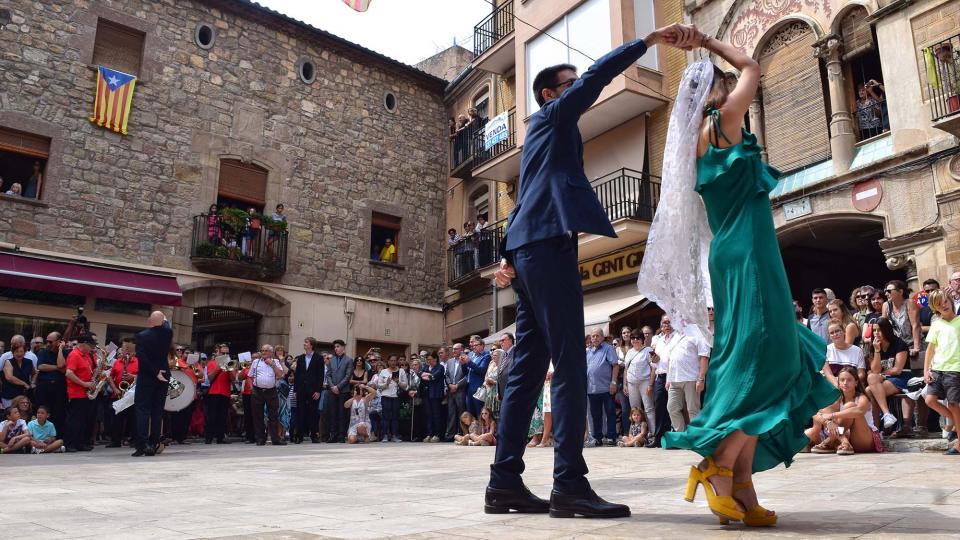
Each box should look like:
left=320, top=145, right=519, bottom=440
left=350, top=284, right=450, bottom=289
left=580, top=245, right=645, bottom=287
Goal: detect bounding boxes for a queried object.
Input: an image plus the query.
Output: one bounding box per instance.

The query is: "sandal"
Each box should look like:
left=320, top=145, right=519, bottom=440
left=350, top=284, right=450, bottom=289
left=810, top=441, right=836, bottom=454
left=836, top=442, right=855, bottom=456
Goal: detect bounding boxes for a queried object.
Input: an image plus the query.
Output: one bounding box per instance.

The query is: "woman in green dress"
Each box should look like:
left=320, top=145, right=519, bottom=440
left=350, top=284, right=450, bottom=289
left=638, top=36, right=838, bottom=526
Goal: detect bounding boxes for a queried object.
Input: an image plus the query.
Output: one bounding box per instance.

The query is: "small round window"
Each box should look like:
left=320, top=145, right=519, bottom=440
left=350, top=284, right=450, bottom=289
left=194, top=23, right=215, bottom=50
left=298, top=59, right=317, bottom=84
left=383, top=91, right=398, bottom=113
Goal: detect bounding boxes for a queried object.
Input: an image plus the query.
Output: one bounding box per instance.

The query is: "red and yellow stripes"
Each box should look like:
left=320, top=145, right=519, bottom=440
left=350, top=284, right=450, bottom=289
left=89, top=68, right=137, bottom=135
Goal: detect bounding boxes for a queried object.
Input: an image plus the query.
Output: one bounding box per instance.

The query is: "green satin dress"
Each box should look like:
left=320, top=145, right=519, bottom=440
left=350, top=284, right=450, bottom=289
left=662, top=110, right=839, bottom=472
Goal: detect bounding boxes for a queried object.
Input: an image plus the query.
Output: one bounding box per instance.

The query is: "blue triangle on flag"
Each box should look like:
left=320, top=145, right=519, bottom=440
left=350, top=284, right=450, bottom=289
left=99, top=66, right=136, bottom=90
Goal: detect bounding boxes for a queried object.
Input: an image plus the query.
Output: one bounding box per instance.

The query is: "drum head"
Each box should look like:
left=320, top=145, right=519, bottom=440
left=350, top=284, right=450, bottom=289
left=165, top=371, right=197, bottom=412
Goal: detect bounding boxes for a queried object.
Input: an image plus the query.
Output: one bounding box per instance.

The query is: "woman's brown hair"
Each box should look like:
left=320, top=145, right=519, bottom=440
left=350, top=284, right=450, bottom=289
left=704, top=65, right=730, bottom=115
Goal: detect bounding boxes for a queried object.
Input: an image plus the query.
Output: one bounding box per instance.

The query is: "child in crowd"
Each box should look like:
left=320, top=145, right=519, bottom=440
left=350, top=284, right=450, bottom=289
left=808, top=366, right=882, bottom=455
left=922, top=289, right=960, bottom=455
left=27, top=406, right=64, bottom=454
left=0, top=406, right=31, bottom=454
left=454, top=411, right=478, bottom=446
left=618, top=407, right=649, bottom=447
left=468, top=407, right=496, bottom=446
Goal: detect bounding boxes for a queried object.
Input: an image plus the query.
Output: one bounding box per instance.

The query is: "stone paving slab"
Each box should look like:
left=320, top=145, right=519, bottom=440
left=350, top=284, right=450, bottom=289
left=4, top=442, right=960, bottom=539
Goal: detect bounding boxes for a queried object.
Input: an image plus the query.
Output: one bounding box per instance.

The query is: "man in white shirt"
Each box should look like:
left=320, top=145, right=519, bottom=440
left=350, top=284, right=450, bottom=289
left=664, top=321, right=710, bottom=433
left=247, top=344, right=287, bottom=446
left=647, top=317, right=673, bottom=447
left=0, top=334, right=39, bottom=372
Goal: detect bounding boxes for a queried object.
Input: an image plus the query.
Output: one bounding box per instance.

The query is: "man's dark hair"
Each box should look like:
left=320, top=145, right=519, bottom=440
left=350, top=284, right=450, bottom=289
left=332, top=339, right=346, bottom=347
left=305, top=337, right=318, bottom=350
left=501, top=332, right=514, bottom=343
left=533, top=63, right=577, bottom=107
left=122, top=337, right=135, bottom=345
left=811, top=288, right=827, bottom=296
left=923, top=278, right=941, bottom=288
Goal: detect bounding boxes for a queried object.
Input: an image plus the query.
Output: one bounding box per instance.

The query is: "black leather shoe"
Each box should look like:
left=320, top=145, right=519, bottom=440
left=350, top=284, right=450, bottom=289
left=549, top=489, right=631, bottom=519
left=144, top=447, right=156, bottom=457
left=311, top=437, right=320, bottom=443
left=65, top=447, right=79, bottom=453
left=131, top=448, right=145, bottom=457
left=272, top=440, right=288, bottom=446
left=485, top=485, right=550, bottom=514
left=644, top=439, right=660, bottom=449
left=106, top=442, right=121, bottom=448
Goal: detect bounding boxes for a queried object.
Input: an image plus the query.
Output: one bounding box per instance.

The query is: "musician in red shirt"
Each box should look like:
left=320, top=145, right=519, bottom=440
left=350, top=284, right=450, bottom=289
left=64, top=333, right=98, bottom=453
left=106, top=338, right=138, bottom=448
left=170, top=349, right=199, bottom=444
left=203, top=344, right=236, bottom=444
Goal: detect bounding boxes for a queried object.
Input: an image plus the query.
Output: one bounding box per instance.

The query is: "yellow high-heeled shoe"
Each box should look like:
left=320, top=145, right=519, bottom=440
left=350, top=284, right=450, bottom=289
left=683, top=456, right=745, bottom=524
left=717, top=480, right=778, bottom=527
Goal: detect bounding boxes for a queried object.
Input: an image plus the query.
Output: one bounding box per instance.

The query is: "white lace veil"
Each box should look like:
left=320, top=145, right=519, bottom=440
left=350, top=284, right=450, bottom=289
left=637, top=59, right=715, bottom=344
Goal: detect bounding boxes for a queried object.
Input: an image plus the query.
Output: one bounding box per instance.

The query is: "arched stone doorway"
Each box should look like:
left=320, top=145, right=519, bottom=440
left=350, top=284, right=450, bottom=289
left=173, top=280, right=291, bottom=353
left=778, top=215, right=906, bottom=309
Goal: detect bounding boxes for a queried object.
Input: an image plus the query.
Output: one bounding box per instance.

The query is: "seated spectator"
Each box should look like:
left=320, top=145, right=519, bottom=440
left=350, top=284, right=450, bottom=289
left=618, top=407, right=648, bottom=447
left=345, top=384, right=375, bottom=444
left=12, top=395, right=34, bottom=423
left=825, top=321, right=865, bottom=381
left=27, top=405, right=63, bottom=454
left=808, top=367, right=882, bottom=455
left=468, top=407, right=496, bottom=446
left=0, top=406, right=31, bottom=454
left=828, top=299, right=861, bottom=347
left=922, top=289, right=960, bottom=455
left=850, top=285, right=877, bottom=328
left=4, top=182, right=22, bottom=196
left=454, top=411, right=478, bottom=446
left=865, top=317, right=913, bottom=433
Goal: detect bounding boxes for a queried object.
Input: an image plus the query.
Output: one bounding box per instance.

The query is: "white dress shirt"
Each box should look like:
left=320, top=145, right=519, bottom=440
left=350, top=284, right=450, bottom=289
left=665, top=333, right=711, bottom=383
left=249, top=358, right=282, bottom=389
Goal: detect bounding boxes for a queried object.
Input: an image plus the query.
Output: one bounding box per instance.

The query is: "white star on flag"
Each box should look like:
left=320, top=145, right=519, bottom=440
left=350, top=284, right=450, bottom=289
left=107, top=75, right=120, bottom=86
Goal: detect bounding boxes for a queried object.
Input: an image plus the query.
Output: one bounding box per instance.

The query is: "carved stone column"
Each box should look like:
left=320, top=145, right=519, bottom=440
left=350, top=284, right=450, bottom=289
left=814, top=34, right=857, bottom=175
left=748, top=93, right=767, bottom=162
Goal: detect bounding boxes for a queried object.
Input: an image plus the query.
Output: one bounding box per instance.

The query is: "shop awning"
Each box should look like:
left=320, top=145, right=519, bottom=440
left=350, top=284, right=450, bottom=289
left=0, top=253, right=182, bottom=306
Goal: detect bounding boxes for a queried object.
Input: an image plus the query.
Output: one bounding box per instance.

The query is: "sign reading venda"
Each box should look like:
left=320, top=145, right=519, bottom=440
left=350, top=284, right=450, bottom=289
left=580, top=245, right=646, bottom=287
left=484, top=112, right=509, bottom=150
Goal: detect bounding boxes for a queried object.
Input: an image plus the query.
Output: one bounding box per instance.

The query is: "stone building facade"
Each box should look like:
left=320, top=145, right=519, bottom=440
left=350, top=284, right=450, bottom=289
left=687, top=0, right=960, bottom=304
left=0, top=0, right=448, bottom=356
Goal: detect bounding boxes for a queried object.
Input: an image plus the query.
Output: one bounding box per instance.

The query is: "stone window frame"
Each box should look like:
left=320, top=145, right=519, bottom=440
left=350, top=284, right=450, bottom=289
left=70, top=4, right=161, bottom=84
left=297, top=57, right=318, bottom=84
left=0, top=111, right=67, bottom=209
left=194, top=22, right=217, bottom=50
left=383, top=91, right=399, bottom=114
left=364, top=202, right=409, bottom=270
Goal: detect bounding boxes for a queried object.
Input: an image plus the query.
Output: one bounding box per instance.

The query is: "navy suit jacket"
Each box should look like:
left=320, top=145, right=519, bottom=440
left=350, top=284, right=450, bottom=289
left=134, top=320, right=172, bottom=386
left=504, top=38, right=650, bottom=254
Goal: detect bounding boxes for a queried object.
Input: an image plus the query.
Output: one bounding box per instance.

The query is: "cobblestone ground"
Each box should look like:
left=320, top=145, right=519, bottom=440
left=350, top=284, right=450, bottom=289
left=5, top=442, right=960, bottom=539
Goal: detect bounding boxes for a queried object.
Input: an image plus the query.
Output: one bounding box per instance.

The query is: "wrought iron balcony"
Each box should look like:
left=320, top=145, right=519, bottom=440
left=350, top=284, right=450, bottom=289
left=447, top=219, right=505, bottom=287
left=474, top=0, right=514, bottom=58
left=925, top=35, right=960, bottom=122
left=592, top=168, right=661, bottom=223
left=449, top=123, right=482, bottom=179
left=190, top=214, right=288, bottom=280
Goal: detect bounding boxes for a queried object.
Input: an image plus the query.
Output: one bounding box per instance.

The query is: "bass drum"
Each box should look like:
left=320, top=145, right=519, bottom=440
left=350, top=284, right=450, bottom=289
left=165, top=370, right=197, bottom=412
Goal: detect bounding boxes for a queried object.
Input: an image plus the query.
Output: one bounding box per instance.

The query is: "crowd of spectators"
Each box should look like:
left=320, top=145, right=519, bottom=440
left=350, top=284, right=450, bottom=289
left=3, top=272, right=960, bottom=456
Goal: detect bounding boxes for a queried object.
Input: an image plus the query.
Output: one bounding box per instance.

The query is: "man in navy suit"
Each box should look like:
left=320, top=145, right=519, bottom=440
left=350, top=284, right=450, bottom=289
left=133, top=311, right=173, bottom=457
left=484, top=24, right=695, bottom=518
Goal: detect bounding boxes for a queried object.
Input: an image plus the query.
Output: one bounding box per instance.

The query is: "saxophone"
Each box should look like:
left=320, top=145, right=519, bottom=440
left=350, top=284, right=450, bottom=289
left=115, top=352, right=131, bottom=398
left=86, top=347, right=110, bottom=400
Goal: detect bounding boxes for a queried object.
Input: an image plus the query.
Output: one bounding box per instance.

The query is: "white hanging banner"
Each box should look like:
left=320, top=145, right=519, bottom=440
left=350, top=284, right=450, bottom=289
left=484, top=112, right=509, bottom=150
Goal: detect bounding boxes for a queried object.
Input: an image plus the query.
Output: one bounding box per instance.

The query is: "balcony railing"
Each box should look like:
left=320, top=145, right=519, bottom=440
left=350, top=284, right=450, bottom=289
left=474, top=108, right=517, bottom=168
left=447, top=219, right=505, bottom=286
left=592, top=168, right=661, bottom=223
left=474, top=0, right=514, bottom=58
left=450, top=123, right=482, bottom=175
left=924, top=35, right=960, bottom=121
left=854, top=97, right=889, bottom=141
left=190, top=214, right=288, bottom=280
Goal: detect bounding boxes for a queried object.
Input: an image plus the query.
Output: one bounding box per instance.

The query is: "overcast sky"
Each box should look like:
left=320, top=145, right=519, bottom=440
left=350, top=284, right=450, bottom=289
left=255, top=0, right=494, bottom=65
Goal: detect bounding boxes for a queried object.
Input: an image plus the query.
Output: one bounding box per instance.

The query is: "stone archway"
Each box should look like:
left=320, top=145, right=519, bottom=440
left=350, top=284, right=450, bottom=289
left=173, top=279, right=291, bottom=351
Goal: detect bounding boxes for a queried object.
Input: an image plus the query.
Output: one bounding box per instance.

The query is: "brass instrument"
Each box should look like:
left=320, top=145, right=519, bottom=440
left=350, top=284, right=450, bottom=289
left=215, top=354, right=239, bottom=372
left=86, top=347, right=110, bottom=400
left=117, top=380, right=131, bottom=398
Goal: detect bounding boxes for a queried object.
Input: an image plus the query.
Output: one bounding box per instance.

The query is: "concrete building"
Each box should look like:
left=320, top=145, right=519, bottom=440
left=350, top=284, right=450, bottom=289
left=0, top=0, right=448, bottom=358
left=687, top=0, right=959, bottom=302
left=443, top=0, right=686, bottom=343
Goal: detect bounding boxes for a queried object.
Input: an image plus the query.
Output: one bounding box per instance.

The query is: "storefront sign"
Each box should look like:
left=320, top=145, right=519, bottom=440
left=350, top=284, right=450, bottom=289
left=580, top=245, right=645, bottom=287
left=484, top=112, right=509, bottom=150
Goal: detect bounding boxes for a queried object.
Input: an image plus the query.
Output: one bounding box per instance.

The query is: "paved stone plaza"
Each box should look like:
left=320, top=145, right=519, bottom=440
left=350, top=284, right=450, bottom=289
left=5, top=443, right=960, bottom=539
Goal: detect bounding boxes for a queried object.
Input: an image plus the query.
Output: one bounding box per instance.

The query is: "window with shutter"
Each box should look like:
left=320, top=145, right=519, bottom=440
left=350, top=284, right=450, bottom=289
left=759, top=22, right=831, bottom=173
left=0, top=126, right=50, bottom=199
left=92, top=18, right=144, bottom=76
left=840, top=8, right=873, bottom=60
left=217, top=159, right=268, bottom=209
left=371, top=211, right=401, bottom=264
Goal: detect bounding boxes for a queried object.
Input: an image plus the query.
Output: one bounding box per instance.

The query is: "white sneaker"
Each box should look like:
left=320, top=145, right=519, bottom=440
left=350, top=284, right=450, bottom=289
left=882, top=413, right=898, bottom=428
left=32, top=447, right=41, bottom=454
left=392, top=436, right=402, bottom=443
left=58, top=446, right=66, bottom=453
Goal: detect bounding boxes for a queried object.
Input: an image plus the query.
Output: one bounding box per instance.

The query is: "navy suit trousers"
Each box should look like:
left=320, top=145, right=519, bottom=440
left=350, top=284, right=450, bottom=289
left=490, top=235, right=589, bottom=494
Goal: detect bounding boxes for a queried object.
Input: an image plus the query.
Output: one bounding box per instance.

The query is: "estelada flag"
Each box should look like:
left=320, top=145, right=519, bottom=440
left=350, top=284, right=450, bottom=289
left=343, top=0, right=372, bottom=12
left=90, top=66, right=137, bottom=135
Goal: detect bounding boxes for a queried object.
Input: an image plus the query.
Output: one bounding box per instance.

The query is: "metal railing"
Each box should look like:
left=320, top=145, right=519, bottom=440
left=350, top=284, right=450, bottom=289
left=449, top=123, right=482, bottom=173
left=924, top=34, right=960, bottom=121
left=592, top=168, right=661, bottom=223
left=854, top=97, right=890, bottom=140
left=190, top=214, right=288, bottom=277
left=474, top=0, right=514, bottom=58
left=447, top=219, right=505, bottom=286
left=474, top=108, right=517, bottom=168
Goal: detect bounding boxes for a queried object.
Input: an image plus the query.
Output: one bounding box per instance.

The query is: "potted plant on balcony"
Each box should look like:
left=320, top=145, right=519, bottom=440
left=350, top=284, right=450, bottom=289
left=219, top=207, right=249, bottom=235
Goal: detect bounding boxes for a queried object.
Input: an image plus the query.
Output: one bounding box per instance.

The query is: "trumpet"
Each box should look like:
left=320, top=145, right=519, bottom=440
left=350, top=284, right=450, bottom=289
left=215, top=355, right=239, bottom=372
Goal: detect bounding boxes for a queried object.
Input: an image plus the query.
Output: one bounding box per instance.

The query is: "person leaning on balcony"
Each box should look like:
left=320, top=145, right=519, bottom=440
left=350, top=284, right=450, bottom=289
left=447, top=228, right=461, bottom=247
left=856, top=80, right=885, bottom=138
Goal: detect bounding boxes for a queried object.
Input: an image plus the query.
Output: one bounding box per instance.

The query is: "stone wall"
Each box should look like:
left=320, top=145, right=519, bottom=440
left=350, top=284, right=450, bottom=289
left=0, top=0, right=448, bottom=306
